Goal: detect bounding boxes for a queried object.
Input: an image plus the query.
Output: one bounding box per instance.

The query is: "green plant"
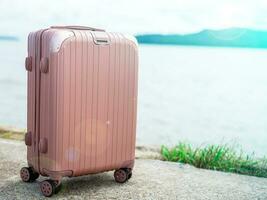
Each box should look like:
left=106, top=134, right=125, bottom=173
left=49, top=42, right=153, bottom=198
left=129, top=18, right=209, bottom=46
left=161, top=143, right=267, bottom=178
left=0, top=127, right=24, bottom=140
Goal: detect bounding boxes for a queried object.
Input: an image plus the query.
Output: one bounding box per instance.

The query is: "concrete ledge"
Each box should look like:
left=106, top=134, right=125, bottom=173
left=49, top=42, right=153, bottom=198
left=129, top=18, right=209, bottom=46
left=0, top=139, right=267, bottom=199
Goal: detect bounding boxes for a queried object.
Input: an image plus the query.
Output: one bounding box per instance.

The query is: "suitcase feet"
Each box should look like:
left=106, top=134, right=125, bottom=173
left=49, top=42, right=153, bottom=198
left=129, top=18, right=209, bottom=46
left=114, top=168, right=132, bottom=183
left=20, top=167, right=39, bottom=182
left=40, top=179, right=62, bottom=197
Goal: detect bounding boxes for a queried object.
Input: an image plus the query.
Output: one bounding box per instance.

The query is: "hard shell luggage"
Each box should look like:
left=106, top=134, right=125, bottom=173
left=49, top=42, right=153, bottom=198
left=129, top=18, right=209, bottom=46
left=20, top=26, right=138, bottom=197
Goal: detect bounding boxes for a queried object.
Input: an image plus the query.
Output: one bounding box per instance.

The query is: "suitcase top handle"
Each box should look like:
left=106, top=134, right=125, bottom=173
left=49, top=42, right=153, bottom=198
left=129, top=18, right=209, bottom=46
left=50, top=26, right=105, bottom=32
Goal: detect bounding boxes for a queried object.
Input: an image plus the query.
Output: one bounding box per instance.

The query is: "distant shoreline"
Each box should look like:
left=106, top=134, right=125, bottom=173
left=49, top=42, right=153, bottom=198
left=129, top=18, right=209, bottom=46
left=0, top=36, right=19, bottom=41
left=137, top=42, right=267, bottom=50
left=135, top=27, right=267, bottom=49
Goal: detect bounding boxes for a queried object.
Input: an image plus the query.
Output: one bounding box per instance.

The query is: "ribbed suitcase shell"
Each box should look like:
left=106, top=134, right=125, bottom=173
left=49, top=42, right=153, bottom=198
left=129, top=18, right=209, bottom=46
left=25, top=27, right=138, bottom=179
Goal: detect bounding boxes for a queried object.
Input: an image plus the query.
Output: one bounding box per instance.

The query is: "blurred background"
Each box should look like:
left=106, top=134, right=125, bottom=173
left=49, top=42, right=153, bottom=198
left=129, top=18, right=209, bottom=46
left=0, top=0, right=267, bottom=156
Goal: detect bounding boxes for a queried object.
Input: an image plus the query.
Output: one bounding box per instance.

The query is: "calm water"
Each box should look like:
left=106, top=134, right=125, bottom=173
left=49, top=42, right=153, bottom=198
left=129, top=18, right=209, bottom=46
left=1, top=41, right=267, bottom=156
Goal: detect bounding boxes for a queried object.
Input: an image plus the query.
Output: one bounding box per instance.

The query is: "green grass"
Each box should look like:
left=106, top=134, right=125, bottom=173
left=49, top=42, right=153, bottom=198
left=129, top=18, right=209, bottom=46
left=161, top=143, right=267, bottom=178
left=0, top=127, right=24, bottom=140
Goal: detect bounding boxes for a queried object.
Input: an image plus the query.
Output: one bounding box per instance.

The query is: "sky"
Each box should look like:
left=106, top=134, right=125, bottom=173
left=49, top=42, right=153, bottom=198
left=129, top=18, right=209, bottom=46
left=0, top=0, right=267, bottom=37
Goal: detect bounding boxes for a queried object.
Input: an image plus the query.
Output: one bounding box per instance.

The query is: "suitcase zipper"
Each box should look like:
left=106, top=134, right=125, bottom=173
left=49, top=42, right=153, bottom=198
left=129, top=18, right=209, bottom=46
left=35, top=29, right=49, bottom=173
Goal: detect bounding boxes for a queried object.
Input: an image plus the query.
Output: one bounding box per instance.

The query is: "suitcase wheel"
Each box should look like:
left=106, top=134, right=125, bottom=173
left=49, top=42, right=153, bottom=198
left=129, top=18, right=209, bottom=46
left=40, top=179, right=61, bottom=197
left=127, top=171, right=132, bottom=180
left=114, top=168, right=132, bottom=183
left=20, top=167, right=39, bottom=182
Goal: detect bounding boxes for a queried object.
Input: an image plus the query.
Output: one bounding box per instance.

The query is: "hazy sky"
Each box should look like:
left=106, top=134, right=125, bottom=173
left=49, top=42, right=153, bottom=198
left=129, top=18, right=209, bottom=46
left=1, top=0, right=267, bottom=36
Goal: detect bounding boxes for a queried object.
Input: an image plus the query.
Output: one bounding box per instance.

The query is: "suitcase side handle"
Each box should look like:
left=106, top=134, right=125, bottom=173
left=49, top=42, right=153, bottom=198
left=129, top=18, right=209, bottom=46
left=50, top=25, right=105, bottom=32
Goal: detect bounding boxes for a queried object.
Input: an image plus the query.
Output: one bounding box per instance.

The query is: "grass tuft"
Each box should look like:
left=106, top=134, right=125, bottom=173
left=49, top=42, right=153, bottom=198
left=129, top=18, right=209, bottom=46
left=0, top=127, right=25, bottom=140
left=161, top=143, right=267, bottom=178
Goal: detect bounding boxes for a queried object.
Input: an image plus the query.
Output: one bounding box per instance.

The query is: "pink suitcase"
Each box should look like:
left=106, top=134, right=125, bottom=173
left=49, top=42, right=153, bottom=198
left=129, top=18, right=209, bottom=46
left=20, top=26, right=138, bottom=197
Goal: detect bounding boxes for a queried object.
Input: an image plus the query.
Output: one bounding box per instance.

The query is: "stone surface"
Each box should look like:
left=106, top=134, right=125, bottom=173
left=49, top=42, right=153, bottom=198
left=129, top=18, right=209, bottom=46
left=0, top=139, right=267, bottom=200
left=135, top=145, right=162, bottom=160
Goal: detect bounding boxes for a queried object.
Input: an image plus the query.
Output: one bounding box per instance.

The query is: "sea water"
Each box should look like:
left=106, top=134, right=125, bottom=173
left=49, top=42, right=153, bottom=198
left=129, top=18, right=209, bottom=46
left=1, top=41, right=267, bottom=156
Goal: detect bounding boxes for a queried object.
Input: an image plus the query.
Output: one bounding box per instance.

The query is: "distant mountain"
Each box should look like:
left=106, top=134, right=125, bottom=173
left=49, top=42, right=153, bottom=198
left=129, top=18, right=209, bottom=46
left=0, top=36, right=18, bottom=41
left=135, top=28, right=267, bottom=49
